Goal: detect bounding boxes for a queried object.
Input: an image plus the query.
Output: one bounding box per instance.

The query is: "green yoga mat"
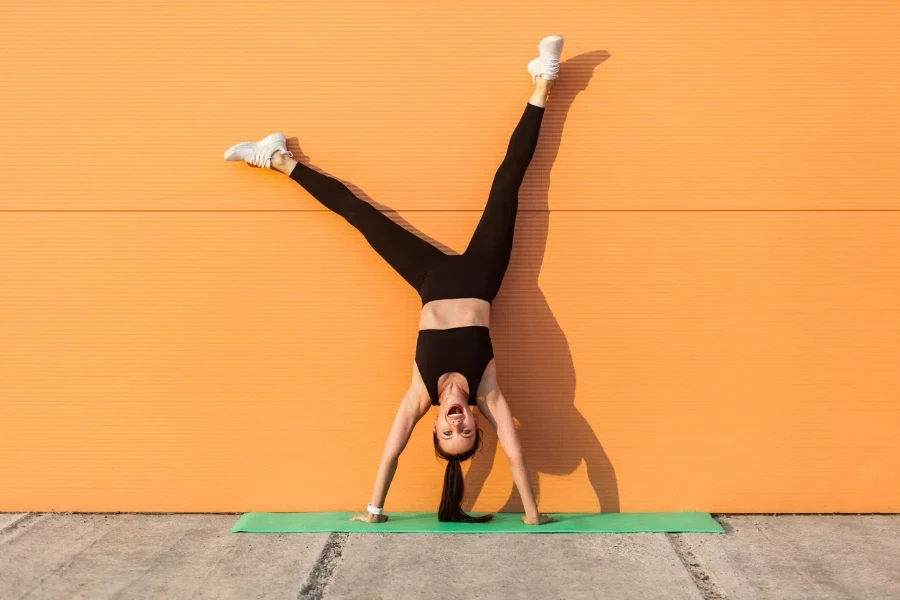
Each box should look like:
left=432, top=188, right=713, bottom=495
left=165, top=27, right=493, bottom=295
left=232, top=511, right=723, bottom=534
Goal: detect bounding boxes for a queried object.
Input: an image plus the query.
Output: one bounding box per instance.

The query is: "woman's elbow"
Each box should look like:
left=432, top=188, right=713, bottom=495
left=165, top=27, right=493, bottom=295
left=381, top=448, right=403, bottom=465
left=506, top=451, right=525, bottom=465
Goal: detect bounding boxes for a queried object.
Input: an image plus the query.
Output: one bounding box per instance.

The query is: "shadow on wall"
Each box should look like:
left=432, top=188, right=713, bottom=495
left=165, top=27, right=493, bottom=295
left=465, top=50, right=620, bottom=514
left=286, top=49, right=617, bottom=513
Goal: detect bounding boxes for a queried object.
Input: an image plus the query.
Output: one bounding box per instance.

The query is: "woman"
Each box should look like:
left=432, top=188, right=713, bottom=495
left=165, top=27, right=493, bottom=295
left=225, top=35, right=564, bottom=524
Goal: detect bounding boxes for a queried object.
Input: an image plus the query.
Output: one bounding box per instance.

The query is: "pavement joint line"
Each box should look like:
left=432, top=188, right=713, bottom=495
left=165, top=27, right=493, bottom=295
left=667, top=532, right=729, bottom=600
left=298, top=532, right=349, bottom=600
left=20, top=514, right=127, bottom=598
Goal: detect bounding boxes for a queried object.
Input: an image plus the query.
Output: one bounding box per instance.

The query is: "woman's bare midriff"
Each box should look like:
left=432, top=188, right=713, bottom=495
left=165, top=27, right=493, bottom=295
left=418, top=298, right=491, bottom=330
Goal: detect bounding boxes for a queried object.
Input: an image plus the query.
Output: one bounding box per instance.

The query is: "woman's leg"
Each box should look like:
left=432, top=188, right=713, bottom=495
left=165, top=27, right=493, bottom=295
left=271, top=153, right=445, bottom=291
left=462, top=77, right=552, bottom=298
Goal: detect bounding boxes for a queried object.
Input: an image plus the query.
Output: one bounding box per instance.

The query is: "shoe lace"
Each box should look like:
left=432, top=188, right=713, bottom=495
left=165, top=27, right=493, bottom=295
left=541, top=56, right=560, bottom=74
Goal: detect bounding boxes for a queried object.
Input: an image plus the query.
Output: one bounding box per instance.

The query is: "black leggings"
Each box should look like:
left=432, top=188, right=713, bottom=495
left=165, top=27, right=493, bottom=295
left=289, top=103, right=545, bottom=305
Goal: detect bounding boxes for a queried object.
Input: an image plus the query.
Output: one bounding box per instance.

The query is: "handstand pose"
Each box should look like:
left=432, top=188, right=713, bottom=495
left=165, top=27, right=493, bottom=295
left=225, top=35, right=565, bottom=524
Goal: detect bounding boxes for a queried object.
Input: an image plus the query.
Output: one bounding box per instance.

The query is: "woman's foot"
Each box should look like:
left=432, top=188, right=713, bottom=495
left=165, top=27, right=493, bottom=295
left=527, top=34, right=564, bottom=84
left=223, top=132, right=292, bottom=169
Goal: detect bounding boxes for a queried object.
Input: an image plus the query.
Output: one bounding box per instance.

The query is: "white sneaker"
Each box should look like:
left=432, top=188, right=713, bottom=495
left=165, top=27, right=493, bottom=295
left=527, top=34, right=565, bottom=84
left=224, top=132, right=292, bottom=168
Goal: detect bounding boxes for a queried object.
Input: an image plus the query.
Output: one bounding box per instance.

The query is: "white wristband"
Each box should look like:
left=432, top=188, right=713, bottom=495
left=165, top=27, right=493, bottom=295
left=367, top=503, right=383, bottom=516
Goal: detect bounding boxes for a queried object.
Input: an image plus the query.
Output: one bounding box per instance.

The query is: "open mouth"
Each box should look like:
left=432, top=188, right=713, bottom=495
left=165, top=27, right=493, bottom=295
left=448, top=405, right=463, bottom=417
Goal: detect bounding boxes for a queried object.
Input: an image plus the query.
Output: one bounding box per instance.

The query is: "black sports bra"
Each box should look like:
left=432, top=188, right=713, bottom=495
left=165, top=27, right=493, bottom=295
left=415, top=326, right=494, bottom=405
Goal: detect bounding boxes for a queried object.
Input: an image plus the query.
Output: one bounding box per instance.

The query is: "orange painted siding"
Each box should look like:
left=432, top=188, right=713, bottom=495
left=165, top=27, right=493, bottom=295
left=1, top=1, right=899, bottom=512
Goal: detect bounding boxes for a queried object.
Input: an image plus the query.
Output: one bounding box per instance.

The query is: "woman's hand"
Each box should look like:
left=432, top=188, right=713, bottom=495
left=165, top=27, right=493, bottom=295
left=350, top=512, right=389, bottom=524
left=522, top=513, right=556, bottom=525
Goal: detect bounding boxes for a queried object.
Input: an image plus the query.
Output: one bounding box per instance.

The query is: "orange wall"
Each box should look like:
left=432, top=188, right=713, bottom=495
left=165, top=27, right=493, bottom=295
left=2, top=1, right=899, bottom=513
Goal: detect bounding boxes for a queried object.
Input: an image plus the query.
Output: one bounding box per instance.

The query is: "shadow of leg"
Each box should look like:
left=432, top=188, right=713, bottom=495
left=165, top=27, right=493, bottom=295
left=463, top=49, right=618, bottom=514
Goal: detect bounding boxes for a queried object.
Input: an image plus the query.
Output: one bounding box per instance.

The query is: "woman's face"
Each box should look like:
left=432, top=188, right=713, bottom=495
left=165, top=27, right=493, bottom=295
left=433, top=387, right=478, bottom=455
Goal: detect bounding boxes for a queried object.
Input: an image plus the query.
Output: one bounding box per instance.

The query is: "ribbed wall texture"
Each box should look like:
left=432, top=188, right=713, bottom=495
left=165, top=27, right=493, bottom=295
left=2, top=1, right=899, bottom=512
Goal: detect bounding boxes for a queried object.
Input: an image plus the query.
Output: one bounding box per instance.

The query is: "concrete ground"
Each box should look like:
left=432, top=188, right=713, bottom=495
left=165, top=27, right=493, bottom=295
left=1, top=514, right=898, bottom=599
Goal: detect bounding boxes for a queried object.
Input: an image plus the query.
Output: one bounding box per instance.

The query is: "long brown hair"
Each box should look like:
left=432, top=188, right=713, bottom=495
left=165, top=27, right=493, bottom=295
left=433, top=429, right=493, bottom=523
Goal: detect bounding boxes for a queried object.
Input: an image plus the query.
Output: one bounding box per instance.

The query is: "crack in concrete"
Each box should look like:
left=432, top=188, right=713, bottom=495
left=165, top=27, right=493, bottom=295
left=748, top=516, right=828, bottom=596
left=298, top=532, right=349, bottom=600
left=667, top=532, right=729, bottom=600
left=186, top=536, right=239, bottom=599
left=0, top=514, right=36, bottom=540
left=19, top=514, right=128, bottom=600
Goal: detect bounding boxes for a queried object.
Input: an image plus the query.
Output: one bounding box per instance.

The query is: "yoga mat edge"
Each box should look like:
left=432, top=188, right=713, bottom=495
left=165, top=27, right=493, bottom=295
left=231, top=511, right=724, bottom=534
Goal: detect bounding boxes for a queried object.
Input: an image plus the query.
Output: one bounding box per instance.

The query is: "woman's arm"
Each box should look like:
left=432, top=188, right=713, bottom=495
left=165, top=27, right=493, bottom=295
left=476, top=362, right=555, bottom=525
left=352, top=370, right=428, bottom=523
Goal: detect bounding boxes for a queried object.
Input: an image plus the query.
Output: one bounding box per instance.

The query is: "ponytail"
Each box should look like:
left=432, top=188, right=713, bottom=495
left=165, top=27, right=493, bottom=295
left=434, top=430, right=493, bottom=523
